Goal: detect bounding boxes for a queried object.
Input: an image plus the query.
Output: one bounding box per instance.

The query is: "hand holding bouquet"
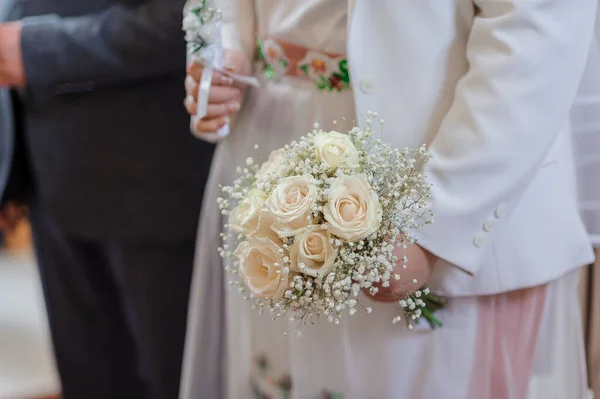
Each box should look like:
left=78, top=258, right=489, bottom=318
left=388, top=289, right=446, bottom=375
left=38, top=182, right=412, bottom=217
left=182, top=0, right=258, bottom=138
left=218, top=115, right=445, bottom=332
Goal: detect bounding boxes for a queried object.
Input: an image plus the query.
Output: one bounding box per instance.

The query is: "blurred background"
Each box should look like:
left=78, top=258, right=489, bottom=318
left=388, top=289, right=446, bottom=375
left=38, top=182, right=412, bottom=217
left=0, top=222, right=60, bottom=399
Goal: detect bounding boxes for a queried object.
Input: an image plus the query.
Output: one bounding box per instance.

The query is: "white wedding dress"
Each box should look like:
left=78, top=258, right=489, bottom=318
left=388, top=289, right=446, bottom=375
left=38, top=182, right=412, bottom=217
left=180, top=1, right=591, bottom=398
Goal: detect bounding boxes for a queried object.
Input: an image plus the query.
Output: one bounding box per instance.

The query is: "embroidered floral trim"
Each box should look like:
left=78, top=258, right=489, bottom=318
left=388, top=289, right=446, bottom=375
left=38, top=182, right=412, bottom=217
left=251, top=353, right=344, bottom=399
left=257, top=38, right=350, bottom=92
left=257, top=38, right=291, bottom=81
left=298, top=52, right=350, bottom=92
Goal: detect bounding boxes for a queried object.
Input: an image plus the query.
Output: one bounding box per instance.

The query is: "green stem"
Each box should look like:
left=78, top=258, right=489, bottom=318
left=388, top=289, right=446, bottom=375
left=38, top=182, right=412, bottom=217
left=421, top=307, right=443, bottom=328
left=424, top=294, right=446, bottom=307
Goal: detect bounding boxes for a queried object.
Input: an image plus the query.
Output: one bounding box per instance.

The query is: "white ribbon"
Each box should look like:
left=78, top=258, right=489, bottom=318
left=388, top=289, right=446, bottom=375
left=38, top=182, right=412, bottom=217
left=190, top=23, right=259, bottom=142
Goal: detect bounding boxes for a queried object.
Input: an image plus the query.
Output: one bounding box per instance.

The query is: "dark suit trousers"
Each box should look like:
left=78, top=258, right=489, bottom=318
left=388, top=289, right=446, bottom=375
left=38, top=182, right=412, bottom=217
left=29, top=203, right=196, bottom=399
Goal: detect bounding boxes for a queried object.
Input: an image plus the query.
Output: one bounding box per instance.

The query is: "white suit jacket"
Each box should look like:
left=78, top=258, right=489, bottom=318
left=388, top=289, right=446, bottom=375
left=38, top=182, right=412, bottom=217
left=348, top=0, right=597, bottom=296
left=214, top=0, right=597, bottom=296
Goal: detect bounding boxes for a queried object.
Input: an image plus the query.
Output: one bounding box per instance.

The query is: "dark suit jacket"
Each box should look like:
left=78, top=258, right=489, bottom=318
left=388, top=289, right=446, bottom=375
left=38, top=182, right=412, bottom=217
left=0, top=0, right=215, bottom=241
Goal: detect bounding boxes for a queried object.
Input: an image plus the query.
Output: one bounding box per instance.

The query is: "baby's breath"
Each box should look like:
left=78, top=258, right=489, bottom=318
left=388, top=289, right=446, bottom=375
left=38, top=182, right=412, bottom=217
left=217, top=117, right=444, bottom=332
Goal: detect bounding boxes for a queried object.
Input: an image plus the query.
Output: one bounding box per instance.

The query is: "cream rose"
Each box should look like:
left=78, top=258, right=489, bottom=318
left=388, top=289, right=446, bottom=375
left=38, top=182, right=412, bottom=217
left=314, top=131, right=360, bottom=169
left=235, top=237, right=289, bottom=299
left=290, top=228, right=337, bottom=279
left=323, top=174, right=382, bottom=242
left=228, top=188, right=270, bottom=237
left=256, top=149, right=286, bottom=179
left=265, top=176, right=318, bottom=237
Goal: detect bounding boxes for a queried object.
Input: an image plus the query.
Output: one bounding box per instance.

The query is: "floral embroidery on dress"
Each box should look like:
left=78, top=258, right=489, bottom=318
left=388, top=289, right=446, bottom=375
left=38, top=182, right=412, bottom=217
left=257, top=38, right=350, bottom=92
left=298, top=52, right=350, bottom=92
left=251, top=353, right=344, bottom=399
left=257, top=38, right=291, bottom=81
left=251, top=354, right=292, bottom=399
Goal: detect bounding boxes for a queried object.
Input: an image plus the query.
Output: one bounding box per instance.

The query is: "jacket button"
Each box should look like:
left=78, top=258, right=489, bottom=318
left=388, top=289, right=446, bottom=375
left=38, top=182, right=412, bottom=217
left=473, top=233, right=486, bottom=248
left=494, top=203, right=508, bottom=219
left=359, top=78, right=374, bottom=94
left=483, top=220, right=494, bottom=232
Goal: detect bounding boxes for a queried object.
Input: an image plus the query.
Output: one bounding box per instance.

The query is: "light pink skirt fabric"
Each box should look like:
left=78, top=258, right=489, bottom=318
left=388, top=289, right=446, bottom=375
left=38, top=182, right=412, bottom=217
left=468, top=285, right=548, bottom=399
left=213, top=269, right=588, bottom=399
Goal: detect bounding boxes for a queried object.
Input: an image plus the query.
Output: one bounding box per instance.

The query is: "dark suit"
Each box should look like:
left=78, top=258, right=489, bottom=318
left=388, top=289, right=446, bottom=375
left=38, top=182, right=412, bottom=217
left=0, top=1, right=214, bottom=398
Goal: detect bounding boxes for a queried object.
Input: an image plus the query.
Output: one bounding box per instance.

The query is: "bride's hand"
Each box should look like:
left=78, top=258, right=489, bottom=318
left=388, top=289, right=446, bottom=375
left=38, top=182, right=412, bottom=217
left=365, top=244, right=437, bottom=302
left=184, top=49, right=252, bottom=133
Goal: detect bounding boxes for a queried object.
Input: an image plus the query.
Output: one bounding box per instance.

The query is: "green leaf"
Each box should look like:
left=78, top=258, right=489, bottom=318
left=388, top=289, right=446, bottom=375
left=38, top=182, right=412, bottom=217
left=191, top=44, right=202, bottom=54
left=300, top=64, right=309, bottom=76
left=264, top=64, right=276, bottom=80
left=338, top=59, right=348, bottom=74
left=256, top=38, right=265, bottom=60
left=336, top=59, right=351, bottom=82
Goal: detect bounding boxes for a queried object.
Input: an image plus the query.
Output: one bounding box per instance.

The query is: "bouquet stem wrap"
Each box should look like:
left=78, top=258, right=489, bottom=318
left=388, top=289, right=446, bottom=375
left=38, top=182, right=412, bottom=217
left=183, top=1, right=259, bottom=141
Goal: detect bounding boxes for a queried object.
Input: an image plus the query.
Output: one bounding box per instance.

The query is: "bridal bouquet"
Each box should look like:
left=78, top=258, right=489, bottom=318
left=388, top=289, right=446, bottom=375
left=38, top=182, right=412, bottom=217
left=218, top=116, right=444, bottom=332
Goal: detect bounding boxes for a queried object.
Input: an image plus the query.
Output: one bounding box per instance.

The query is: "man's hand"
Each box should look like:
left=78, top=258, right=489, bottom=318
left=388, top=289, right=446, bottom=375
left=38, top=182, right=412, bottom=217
left=0, top=21, right=25, bottom=88
left=0, top=202, right=27, bottom=232
left=365, top=244, right=437, bottom=302
left=184, top=49, right=252, bottom=132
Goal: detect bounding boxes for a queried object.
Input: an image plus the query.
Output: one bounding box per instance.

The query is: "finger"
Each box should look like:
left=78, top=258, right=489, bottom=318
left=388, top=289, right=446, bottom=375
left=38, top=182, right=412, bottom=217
left=186, top=75, right=235, bottom=102
left=185, top=75, right=199, bottom=99
left=185, top=97, right=241, bottom=118
left=362, top=288, right=396, bottom=303
left=208, top=86, right=242, bottom=104
left=188, top=62, right=235, bottom=86
left=213, top=72, right=234, bottom=86
left=371, top=295, right=396, bottom=303
left=206, top=101, right=241, bottom=118
left=223, top=62, right=237, bottom=72
left=184, top=95, right=197, bottom=116
left=368, top=294, right=396, bottom=303
left=187, top=62, right=204, bottom=80
left=194, top=116, right=229, bottom=133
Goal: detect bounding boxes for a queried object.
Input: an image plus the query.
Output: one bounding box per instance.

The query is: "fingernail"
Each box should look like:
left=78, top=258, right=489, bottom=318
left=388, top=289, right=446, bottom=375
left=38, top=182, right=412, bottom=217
left=228, top=102, right=241, bottom=112
left=224, top=63, right=236, bottom=71
left=220, top=76, right=234, bottom=85
left=219, top=117, right=230, bottom=127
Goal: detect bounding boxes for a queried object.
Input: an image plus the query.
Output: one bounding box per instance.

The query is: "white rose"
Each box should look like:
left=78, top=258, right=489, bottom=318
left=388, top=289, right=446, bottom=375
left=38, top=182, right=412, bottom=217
left=228, top=189, right=274, bottom=237
left=257, top=149, right=286, bottom=179
left=314, top=131, right=360, bottom=169
left=290, top=228, right=337, bottom=279
left=323, top=174, right=382, bottom=242
left=234, top=237, right=289, bottom=299
left=266, top=176, right=318, bottom=237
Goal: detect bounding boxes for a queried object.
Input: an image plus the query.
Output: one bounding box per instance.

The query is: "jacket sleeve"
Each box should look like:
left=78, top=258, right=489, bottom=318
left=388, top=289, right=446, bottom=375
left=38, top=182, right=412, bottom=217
left=20, top=0, right=188, bottom=102
left=413, top=0, right=597, bottom=275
